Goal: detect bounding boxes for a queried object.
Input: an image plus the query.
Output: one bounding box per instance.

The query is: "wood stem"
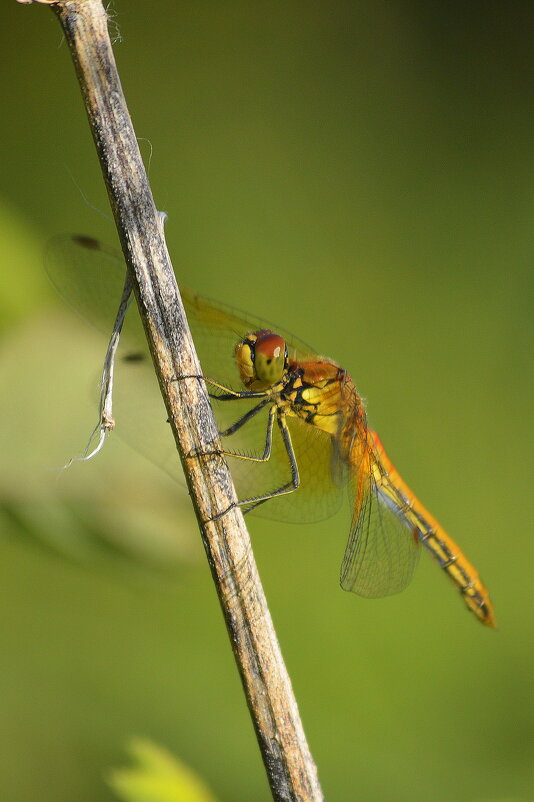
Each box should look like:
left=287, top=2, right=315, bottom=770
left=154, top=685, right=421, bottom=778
left=28, top=1, right=324, bottom=798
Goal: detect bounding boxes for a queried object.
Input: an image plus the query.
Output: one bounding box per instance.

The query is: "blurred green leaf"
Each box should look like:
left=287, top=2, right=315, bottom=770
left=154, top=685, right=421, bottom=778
left=0, top=312, right=200, bottom=571
left=108, top=738, right=218, bottom=802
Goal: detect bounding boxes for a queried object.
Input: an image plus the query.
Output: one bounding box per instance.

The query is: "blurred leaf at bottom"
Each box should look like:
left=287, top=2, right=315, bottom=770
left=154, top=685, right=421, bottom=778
left=108, top=738, right=218, bottom=802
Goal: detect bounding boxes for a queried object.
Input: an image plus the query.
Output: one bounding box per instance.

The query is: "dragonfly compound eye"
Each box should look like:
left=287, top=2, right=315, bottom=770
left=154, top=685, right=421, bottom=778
left=253, top=332, right=287, bottom=386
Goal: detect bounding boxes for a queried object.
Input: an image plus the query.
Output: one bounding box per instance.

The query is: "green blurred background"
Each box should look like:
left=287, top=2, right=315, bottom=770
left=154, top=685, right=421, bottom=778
left=1, top=2, right=532, bottom=800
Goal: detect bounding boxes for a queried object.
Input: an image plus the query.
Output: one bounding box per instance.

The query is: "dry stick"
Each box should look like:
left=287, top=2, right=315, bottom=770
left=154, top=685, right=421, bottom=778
left=24, top=1, right=323, bottom=799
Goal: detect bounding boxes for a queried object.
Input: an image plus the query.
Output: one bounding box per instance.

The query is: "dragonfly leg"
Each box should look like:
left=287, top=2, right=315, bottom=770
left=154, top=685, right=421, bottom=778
left=219, top=398, right=271, bottom=437
left=186, top=402, right=276, bottom=463
left=210, top=410, right=300, bottom=521
left=219, top=404, right=277, bottom=462
left=206, top=377, right=270, bottom=401
left=173, top=375, right=268, bottom=400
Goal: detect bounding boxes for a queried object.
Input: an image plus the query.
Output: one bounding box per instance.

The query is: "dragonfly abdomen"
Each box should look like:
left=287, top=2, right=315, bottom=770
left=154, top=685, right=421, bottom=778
left=415, top=520, right=496, bottom=627
left=367, top=431, right=496, bottom=627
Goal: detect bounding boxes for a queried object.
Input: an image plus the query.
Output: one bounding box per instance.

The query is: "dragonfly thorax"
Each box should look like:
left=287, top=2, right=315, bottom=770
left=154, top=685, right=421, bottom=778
left=235, top=330, right=288, bottom=390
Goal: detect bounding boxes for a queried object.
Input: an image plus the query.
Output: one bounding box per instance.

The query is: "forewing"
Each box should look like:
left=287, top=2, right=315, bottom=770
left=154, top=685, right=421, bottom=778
left=46, top=236, right=318, bottom=379
left=178, top=289, right=347, bottom=522
left=46, top=236, right=345, bottom=523
left=180, top=286, right=319, bottom=388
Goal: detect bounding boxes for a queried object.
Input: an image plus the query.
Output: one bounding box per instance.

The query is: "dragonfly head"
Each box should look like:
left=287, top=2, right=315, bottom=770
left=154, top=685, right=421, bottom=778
left=235, top=330, right=288, bottom=390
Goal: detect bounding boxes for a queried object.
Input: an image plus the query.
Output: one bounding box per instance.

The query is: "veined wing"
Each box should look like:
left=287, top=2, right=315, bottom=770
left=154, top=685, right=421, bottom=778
left=45, top=236, right=319, bottom=373
left=340, top=433, right=420, bottom=598
left=45, top=235, right=346, bottom=522
left=342, top=429, right=496, bottom=625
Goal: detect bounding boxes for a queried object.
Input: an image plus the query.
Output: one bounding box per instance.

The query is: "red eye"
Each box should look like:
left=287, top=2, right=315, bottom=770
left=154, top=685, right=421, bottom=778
left=254, top=332, right=285, bottom=360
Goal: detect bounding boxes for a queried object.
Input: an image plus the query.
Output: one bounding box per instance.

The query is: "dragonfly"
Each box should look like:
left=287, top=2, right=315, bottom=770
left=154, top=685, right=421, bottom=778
left=46, top=235, right=496, bottom=628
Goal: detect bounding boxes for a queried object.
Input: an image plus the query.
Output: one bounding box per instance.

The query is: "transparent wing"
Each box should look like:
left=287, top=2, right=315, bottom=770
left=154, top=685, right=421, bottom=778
left=46, top=236, right=114, bottom=321
left=340, top=451, right=420, bottom=597
left=45, top=235, right=346, bottom=523
left=45, top=236, right=147, bottom=349
left=180, top=286, right=319, bottom=386
left=116, top=372, right=346, bottom=524
left=222, top=409, right=347, bottom=523
left=46, top=235, right=320, bottom=372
